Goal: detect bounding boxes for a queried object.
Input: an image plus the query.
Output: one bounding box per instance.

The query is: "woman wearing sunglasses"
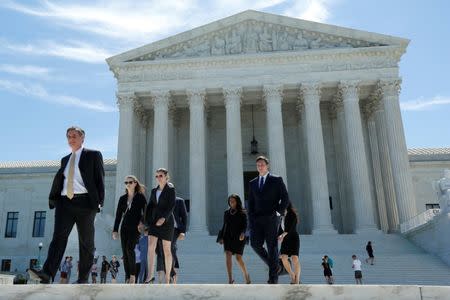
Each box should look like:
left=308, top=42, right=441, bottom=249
left=144, top=168, right=176, bottom=284
left=112, top=175, right=147, bottom=284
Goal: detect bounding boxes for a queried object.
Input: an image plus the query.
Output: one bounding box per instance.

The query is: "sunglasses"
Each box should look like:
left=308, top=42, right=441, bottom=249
left=124, top=181, right=136, bottom=185
left=155, top=174, right=164, bottom=178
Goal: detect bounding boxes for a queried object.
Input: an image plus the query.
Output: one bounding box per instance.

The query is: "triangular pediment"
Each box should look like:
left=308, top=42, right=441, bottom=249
left=107, top=10, right=408, bottom=65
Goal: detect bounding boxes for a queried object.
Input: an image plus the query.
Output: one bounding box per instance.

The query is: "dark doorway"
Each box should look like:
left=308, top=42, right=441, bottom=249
left=243, top=171, right=259, bottom=202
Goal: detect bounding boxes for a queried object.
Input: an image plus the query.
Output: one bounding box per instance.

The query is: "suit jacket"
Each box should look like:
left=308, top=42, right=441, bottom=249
left=173, top=197, right=188, bottom=233
left=145, top=183, right=176, bottom=226
left=247, top=173, right=289, bottom=221
left=49, top=148, right=105, bottom=210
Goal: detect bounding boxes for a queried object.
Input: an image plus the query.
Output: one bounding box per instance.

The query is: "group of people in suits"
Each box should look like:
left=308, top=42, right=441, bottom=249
left=218, top=156, right=301, bottom=284
left=28, top=126, right=300, bottom=285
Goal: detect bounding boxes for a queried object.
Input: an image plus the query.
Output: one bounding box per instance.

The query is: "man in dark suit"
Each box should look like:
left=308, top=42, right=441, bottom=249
left=28, top=126, right=104, bottom=284
left=248, top=156, right=289, bottom=284
left=156, top=196, right=188, bottom=283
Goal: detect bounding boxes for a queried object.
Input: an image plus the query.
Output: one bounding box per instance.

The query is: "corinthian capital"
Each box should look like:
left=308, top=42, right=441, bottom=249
left=338, top=80, right=360, bottom=101
left=223, top=87, right=242, bottom=107
left=116, top=92, right=136, bottom=110
left=187, top=88, right=206, bottom=107
left=299, top=82, right=321, bottom=102
left=377, top=78, right=402, bottom=97
left=151, top=90, right=171, bottom=109
left=263, top=84, right=284, bottom=102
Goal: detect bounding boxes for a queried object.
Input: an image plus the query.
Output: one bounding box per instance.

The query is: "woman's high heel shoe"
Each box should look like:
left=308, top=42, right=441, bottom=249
left=144, top=277, right=155, bottom=284
left=245, top=274, right=251, bottom=284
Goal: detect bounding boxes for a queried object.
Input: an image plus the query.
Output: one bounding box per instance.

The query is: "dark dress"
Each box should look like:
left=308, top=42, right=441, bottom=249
left=322, top=261, right=332, bottom=277
left=145, top=183, right=176, bottom=241
left=219, top=209, right=247, bottom=255
left=279, top=210, right=300, bottom=257
left=366, top=244, right=374, bottom=258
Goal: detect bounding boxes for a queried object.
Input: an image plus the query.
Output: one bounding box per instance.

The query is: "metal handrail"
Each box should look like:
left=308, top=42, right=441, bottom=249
left=400, top=208, right=441, bottom=234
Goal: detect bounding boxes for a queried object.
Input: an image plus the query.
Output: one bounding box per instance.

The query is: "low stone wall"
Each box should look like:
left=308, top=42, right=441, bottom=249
left=0, top=284, right=449, bottom=300
left=0, top=274, right=15, bottom=285
left=405, top=212, right=450, bottom=266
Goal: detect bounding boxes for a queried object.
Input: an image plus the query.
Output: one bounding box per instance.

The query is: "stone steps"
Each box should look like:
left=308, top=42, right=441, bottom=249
left=61, top=233, right=450, bottom=286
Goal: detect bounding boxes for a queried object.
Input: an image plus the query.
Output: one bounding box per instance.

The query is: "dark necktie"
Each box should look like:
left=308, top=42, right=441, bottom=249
left=259, top=176, right=264, bottom=191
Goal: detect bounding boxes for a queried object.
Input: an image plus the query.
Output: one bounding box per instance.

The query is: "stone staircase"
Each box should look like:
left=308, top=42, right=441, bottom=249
left=59, top=233, right=450, bottom=286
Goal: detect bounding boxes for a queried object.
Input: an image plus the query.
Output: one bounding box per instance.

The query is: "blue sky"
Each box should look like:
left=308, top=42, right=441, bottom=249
left=0, top=0, right=449, bottom=161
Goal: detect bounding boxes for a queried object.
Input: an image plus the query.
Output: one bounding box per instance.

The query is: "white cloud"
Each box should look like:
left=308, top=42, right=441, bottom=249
left=2, top=39, right=113, bottom=63
left=401, top=96, right=450, bottom=111
left=1, top=0, right=334, bottom=45
left=0, top=64, right=51, bottom=77
left=0, top=79, right=116, bottom=112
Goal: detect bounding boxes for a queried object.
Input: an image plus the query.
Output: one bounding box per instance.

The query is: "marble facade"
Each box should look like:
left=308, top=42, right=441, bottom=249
left=106, top=10, right=416, bottom=235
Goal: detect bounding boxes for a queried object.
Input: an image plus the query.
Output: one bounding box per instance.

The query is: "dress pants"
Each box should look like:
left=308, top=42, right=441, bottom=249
left=42, top=195, right=96, bottom=282
left=250, top=214, right=280, bottom=283
left=120, top=228, right=140, bottom=278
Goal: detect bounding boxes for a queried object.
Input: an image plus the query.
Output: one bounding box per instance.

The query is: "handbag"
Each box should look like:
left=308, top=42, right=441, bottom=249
left=216, top=223, right=227, bottom=243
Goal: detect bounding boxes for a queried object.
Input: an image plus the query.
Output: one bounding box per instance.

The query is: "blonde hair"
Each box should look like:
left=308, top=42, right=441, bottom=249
left=155, top=168, right=170, bottom=181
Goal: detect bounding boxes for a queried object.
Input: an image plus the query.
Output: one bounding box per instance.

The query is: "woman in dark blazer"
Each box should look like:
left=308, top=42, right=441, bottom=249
left=112, top=175, right=147, bottom=284
left=218, top=194, right=251, bottom=284
left=144, top=168, right=176, bottom=284
left=278, top=202, right=301, bottom=284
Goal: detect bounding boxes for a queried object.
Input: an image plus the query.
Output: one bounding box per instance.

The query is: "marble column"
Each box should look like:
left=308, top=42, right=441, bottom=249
left=187, top=89, right=208, bottom=233
left=363, top=97, right=389, bottom=233
left=115, top=93, right=136, bottom=208
left=333, top=94, right=354, bottom=233
left=378, top=79, right=417, bottom=223
left=339, top=80, right=377, bottom=232
left=224, top=87, right=245, bottom=199
left=152, top=90, right=170, bottom=172
left=329, top=101, right=344, bottom=233
left=300, top=83, right=336, bottom=233
left=374, top=107, right=399, bottom=232
left=263, top=85, right=288, bottom=182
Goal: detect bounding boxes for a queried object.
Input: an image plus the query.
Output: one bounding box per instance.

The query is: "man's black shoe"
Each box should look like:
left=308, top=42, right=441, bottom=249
left=267, top=279, right=278, bottom=284
left=27, top=268, right=50, bottom=284
left=72, top=279, right=89, bottom=284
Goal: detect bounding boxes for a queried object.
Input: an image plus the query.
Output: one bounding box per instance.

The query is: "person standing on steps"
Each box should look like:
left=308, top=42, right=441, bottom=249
left=365, top=241, right=375, bottom=265
left=278, top=203, right=301, bottom=284
left=112, top=175, right=147, bottom=284
left=218, top=194, right=251, bottom=284
left=144, top=168, right=176, bottom=284
left=110, top=255, right=120, bottom=283
left=247, top=156, right=290, bottom=284
left=322, top=256, right=333, bottom=284
left=28, top=126, right=105, bottom=284
left=100, top=256, right=110, bottom=283
left=352, top=254, right=363, bottom=284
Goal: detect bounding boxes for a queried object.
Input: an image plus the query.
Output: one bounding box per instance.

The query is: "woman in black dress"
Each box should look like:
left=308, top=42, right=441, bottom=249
left=112, top=175, right=147, bottom=284
left=218, top=194, right=251, bottom=284
left=144, top=168, right=176, bottom=284
left=321, top=256, right=333, bottom=284
left=278, top=202, right=301, bottom=284
left=365, top=241, right=374, bottom=265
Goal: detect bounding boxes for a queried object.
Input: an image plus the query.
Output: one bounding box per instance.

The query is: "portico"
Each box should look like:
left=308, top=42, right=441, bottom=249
left=107, top=10, right=417, bottom=234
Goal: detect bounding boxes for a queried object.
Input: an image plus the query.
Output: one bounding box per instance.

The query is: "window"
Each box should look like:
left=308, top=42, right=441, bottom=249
left=425, top=203, right=440, bottom=210
left=5, top=212, right=19, bottom=238
left=32, top=211, right=46, bottom=237
left=1, top=259, right=11, bottom=272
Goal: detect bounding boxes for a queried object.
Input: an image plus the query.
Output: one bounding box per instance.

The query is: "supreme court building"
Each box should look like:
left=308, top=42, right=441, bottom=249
left=106, top=10, right=417, bottom=235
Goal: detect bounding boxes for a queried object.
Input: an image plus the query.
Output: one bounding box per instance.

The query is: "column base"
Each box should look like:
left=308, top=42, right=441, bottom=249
left=311, top=226, right=338, bottom=235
